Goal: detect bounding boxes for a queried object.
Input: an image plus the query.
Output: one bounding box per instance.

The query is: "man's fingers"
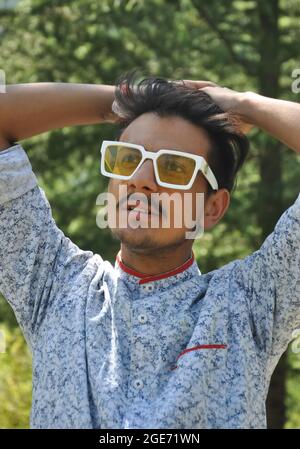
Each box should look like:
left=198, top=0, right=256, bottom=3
left=198, top=86, right=217, bottom=95
left=181, top=80, right=219, bottom=89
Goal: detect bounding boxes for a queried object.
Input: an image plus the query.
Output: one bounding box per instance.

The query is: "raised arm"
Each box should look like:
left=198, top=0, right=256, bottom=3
left=0, top=82, right=117, bottom=150
left=233, top=92, right=300, bottom=155
left=184, top=80, right=300, bottom=369
left=182, top=79, right=300, bottom=154
left=0, top=82, right=116, bottom=345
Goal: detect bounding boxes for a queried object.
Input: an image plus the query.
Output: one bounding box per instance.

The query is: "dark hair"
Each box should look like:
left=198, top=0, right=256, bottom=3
left=112, top=72, right=249, bottom=194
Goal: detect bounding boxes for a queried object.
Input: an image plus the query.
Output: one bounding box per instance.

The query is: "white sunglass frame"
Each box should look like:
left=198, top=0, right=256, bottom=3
left=100, top=140, right=218, bottom=190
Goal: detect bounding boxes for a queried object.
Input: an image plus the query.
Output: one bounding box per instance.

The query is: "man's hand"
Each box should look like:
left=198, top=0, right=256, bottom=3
left=180, top=79, right=300, bottom=155
left=181, top=80, right=254, bottom=134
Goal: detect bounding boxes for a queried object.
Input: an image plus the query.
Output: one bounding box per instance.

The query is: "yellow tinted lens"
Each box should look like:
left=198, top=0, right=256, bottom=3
left=157, top=154, right=196, bottom=185
left=104, top=145, right=142, bottom=176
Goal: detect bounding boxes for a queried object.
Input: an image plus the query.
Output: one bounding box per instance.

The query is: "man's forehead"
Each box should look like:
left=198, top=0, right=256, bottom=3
left=119, top=113, right=211, bottom=157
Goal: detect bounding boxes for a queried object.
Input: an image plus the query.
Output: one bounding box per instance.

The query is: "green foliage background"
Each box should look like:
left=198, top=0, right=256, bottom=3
left=0, top=0, right=299, bottom=428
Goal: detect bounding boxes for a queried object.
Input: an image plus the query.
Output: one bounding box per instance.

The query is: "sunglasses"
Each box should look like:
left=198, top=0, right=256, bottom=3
left=100, top=140, right=218, bottom=190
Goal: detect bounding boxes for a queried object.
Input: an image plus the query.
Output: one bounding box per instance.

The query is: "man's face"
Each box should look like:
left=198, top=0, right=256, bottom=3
left=108, top=112, right=229, bottom=254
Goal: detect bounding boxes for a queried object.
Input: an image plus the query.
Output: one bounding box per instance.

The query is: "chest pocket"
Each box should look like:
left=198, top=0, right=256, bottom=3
left=171, top=344, right=228, bottom=370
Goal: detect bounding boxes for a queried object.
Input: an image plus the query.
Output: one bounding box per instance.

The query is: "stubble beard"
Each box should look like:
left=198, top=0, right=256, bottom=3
left=110, top=226, right=188, bottom=255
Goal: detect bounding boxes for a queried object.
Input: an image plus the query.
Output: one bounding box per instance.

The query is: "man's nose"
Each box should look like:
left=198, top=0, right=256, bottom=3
left=127, top=159, right=158, bottom=191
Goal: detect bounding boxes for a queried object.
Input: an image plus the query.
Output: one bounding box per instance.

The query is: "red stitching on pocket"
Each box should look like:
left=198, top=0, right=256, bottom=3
left=170, top=344, right=227, bottom=371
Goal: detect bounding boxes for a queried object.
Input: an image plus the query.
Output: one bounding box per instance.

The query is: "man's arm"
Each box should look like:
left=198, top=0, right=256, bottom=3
left=0, top=145, right=100, bottom=350
left=233, top=193, right=300, bottom=374
left=0, top=83, right=117, bottom=150
left=0, top=82, right=115, bottom=344
left=182, top=79, right=300, bottom=154
left=236, top=92, right=300, bottom=155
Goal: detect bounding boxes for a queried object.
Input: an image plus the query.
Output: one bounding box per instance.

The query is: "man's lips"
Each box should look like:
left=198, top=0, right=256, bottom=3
left=119, top=199, right=160, bottom=216
left=123, top=206, right=160, bottom=217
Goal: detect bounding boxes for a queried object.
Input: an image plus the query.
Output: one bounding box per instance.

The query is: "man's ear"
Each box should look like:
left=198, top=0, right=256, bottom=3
left=204, top=189, right=230, bottom=231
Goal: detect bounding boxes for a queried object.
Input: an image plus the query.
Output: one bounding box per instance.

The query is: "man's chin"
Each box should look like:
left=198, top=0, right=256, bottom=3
left=110, top=226, right=188, bottom=254
left=111, top=227, right=161, bottom=251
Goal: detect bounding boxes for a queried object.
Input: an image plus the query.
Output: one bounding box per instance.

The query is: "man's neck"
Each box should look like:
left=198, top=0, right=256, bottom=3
left=119, top=243, right=193, bottom=276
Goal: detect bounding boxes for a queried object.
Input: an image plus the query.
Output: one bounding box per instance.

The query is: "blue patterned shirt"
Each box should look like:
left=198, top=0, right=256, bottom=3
left=0, top=144, right=300, bottom=429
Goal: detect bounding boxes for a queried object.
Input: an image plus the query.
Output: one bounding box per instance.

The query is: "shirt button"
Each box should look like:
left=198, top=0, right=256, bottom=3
left=138, top=314, right=148, bottom=324
left=133, top=379, right=144, bottom=389
left=141, top=283, right=154, bottom=292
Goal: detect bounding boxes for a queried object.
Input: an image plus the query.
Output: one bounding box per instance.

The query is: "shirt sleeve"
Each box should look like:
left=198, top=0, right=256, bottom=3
left=0, top=144, right=96, bottom=349
left=233, top=193, right=300, bottom=373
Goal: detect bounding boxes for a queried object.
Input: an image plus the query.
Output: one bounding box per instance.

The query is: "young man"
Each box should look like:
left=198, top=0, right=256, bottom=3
left=0, top=74, right=299, bottom=429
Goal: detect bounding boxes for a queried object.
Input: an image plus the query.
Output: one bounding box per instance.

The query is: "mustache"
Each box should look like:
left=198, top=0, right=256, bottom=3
left=117, top=193, right=165, bottom=217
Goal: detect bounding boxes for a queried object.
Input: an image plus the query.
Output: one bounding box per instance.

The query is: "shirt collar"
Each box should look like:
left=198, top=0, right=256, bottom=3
left=114, top=249, right=201, bottom=292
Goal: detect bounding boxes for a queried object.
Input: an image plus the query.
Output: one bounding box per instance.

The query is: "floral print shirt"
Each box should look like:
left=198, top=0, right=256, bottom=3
left=0, top=144, right=299, bottom=429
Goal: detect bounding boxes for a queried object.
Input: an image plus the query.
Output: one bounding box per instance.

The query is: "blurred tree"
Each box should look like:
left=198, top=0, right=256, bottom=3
left=0, top=0, right=299, bottom=428
left=0, top=323, right=32, bottom=428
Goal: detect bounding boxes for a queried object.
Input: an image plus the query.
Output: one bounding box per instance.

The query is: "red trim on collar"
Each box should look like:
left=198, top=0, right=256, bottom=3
left=116, top=250, right=195, bottom=285
left=116, top=251, right=148, bottom=279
